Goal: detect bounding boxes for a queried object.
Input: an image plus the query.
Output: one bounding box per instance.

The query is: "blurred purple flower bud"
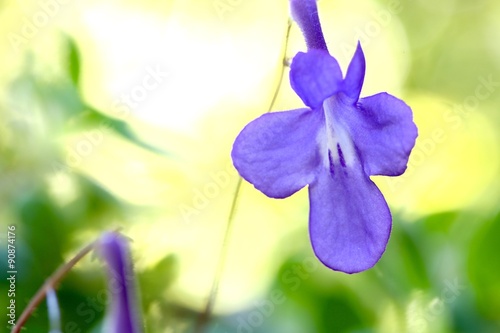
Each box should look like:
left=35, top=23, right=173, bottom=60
left=98, top=232, right=143, bottom=333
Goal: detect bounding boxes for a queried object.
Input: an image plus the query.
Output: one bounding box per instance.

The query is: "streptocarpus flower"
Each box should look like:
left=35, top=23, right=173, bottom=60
left=98, top=232, right=143, bottom=333
left=231, top=0, right=417, bottom=273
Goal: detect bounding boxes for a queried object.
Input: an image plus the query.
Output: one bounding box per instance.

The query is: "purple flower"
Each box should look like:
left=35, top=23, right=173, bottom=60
left=231, top=0, right=417, bottom=273
left=98, top=232, right=143, bottom=333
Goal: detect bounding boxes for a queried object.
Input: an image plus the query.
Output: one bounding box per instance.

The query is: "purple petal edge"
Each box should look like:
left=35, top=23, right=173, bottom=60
left=335, top=92, right=418, bottom=177
left=232, top=108, right=322, bottom=198
left=309, top=166, right=392, bottom=274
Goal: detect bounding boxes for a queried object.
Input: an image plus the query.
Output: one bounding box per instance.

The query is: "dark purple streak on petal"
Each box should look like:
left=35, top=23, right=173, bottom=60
left=337, top=143, right=346, bottom=168
left=335, top=93, right=418, bottom=176
left=328, top=149, right=335, bottom=176
left=309, top=165, right=392, bottom=273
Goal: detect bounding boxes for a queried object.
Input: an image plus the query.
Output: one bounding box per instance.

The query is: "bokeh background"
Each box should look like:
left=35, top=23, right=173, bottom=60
left=1, top=0, right=499, bottom=332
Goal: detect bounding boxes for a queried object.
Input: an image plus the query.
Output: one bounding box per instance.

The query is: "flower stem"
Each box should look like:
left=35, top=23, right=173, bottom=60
left=266, top=21, right=294, bottom=113
left=193, top=176, right=243, bottom=332
left=11, top=239, right=97, bottom=333
left=193, top=19, right=293, bottom=333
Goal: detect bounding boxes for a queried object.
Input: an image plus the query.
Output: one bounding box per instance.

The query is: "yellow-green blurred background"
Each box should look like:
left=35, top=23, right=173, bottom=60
left=1, top=0, right=499, bottom=332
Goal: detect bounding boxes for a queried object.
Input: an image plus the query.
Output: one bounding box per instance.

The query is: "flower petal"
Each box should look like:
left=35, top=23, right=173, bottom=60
left=232, top=108, right=322, bottom=198
left=309, top=165, right=392, bottom=273
left=336, top=93, right=418, bottom=176
left=290, top=0, right=328, bottom=50
left=290, top=50, right=343, bottom=109
left=99, top=232, right=142, bottom=333
left=343, top=42, right=365, bottom=101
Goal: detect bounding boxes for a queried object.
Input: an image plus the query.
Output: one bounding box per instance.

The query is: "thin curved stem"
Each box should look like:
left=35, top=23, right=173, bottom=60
left=193, top=177, right=243, bottom=332
left=265, top=20, right=294, bottom=115
left=11, top=240, right=97, bottom=333
left=194, top=19, right=293, bottom=333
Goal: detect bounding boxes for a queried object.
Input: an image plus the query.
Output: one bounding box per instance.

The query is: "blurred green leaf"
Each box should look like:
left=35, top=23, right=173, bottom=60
left=138, top=254, right=178, bottom=308
left=67, top=106, right=172, bottom=157
left=377, top=218, right=431, bottom=297
left=277, top=258, right=375, bottom=333
left=16, top=189, right=67, bottom=275
left=60, top=175, right=124, bottom=229
left=468, top=212, right=500, bottom=325
left=421, top=211, right=458, bottom=235
left=65, top=35, right=81, bottom=86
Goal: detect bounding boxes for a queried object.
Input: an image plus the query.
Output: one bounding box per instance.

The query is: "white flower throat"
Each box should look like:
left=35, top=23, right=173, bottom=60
left=319, top=96, right=357, bottom=174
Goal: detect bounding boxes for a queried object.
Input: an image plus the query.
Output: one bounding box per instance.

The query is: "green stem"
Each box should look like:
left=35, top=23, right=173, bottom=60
left=194, top=19, right=293, bottom=333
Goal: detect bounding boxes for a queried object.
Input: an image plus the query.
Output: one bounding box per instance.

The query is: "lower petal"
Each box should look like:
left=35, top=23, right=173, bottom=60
left=232, top=108, right=322, bottom=198
left=308, top=165, right=391, bottom=273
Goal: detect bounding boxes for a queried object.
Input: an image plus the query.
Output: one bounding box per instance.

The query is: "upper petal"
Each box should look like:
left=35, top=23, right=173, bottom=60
left=309, top=164, right=392, bottom=273
left=232, top=108, right=323, bottom=198
left=290, top=0, right=328, bottom=50
left=290, top=50, right=343, bottom=109
left=336, top=92, right=418, bottom=176
left=343, top=42, right=365, bottom=101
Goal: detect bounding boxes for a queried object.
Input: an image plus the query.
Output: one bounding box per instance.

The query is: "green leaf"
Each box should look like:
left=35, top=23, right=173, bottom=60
left=69, top=106, right=172, bottom=157
left=65, top=35, right=81, bottom=86
left=468, top=213, right=500, bottom=323
left=138, top=254, right=178, bottom=308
